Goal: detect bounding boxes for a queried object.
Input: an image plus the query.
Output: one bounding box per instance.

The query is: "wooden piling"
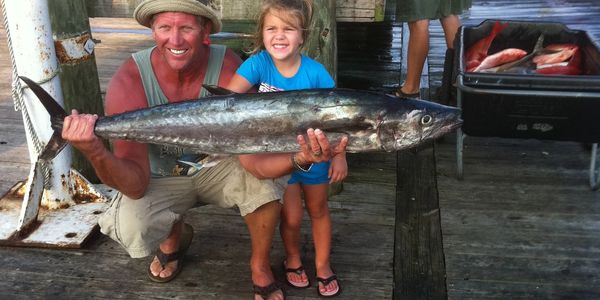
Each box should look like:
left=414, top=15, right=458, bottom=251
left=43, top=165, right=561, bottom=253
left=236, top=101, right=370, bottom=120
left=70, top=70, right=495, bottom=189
left=48, top=0, right=106, bottom=183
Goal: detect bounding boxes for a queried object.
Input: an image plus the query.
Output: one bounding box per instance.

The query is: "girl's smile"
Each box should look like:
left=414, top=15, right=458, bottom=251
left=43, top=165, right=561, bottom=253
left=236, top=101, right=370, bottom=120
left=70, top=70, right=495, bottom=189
left=262, top=12, right=304, bottom=64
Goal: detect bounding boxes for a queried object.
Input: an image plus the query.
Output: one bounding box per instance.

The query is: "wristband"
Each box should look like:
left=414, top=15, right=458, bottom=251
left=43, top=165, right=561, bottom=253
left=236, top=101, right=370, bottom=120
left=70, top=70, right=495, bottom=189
left=291, top=153, right=312, bottom=172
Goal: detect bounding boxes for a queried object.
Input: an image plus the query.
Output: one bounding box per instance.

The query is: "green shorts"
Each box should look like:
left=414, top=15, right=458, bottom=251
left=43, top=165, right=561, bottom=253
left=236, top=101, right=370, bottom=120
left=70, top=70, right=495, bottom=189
left=396, top=0, right=472, bottom=22
left=98, top=156, right=288, bottom=258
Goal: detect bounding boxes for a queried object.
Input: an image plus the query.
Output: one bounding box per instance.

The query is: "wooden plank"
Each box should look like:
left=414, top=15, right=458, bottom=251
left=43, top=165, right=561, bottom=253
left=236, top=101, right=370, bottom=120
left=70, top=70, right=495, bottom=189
left=220, top=0, right=262, bottom=21
left=87, top=0, right=386, bottom=22
left=395, top=142, right=447, bottom=299
left=336, top=21, right=402, bottom=92
left=303, top=0, right=337, bottom=80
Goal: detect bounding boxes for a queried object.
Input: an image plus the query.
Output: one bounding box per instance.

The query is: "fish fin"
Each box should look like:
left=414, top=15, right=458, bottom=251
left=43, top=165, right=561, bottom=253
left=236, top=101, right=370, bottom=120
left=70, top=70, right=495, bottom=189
left=202, top=84, right=236, bottom=96
left=494, top=35, right=546, bottom=73
left=491, top=21, right=509, bottom=36
left=39, top=131, right=68, bottom=160
left=19, top=76, right=68, bottom=160
left=532, top=34, right=545, bottom=54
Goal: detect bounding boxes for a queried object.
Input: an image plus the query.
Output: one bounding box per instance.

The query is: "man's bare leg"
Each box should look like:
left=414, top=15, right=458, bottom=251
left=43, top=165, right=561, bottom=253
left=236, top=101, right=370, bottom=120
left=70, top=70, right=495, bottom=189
left=245, top=200, right=284, bottom=300
left=440, top=14, right=461, bottom=49
left=401, top=19, right=430, bottom=95
left=149, top=220, right=183, bottom=278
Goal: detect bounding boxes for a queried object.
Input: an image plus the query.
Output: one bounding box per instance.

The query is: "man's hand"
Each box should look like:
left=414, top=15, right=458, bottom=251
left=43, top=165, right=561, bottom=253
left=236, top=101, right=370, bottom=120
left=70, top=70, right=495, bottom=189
left=295, top=128, right=348, bottom=165
left=62, top=109, right=104, bottom=156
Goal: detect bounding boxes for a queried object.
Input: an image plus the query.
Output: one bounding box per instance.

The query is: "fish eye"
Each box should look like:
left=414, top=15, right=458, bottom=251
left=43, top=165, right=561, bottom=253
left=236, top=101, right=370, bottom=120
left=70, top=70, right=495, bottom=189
left=420, top=114, right=433, bottom=126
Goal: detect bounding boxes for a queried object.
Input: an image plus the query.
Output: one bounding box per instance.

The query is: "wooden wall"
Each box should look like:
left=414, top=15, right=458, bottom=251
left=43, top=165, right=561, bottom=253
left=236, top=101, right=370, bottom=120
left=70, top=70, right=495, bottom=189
left=88, top=0, right=386, bottom=22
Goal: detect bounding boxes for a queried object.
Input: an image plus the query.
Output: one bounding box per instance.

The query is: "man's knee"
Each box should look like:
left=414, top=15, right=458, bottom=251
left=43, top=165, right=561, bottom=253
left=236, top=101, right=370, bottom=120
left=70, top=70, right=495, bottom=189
left=99, top=195, right=178, bottom=257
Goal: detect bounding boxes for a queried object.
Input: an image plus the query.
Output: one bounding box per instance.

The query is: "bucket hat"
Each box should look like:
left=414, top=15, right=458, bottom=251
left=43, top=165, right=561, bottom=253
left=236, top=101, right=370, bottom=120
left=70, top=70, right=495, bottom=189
left=134, top=0, right=222, bottom=33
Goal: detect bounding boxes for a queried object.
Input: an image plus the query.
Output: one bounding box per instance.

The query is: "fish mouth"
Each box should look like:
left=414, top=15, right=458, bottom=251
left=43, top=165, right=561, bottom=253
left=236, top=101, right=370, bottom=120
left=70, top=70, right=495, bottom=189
left=448, top=118, right=464, bottom=131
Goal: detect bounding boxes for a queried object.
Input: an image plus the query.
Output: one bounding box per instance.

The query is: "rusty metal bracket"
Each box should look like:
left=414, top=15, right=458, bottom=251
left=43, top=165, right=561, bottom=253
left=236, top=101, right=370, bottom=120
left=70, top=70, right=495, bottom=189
left=54, top=32, right=96, bottom=64
left=0, top=169, right=114, bottom=248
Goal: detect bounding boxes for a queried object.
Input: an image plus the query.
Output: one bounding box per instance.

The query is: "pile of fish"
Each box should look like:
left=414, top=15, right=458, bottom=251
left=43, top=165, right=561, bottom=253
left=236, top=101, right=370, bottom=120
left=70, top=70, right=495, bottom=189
left=465, top=21, right=582, bottom=75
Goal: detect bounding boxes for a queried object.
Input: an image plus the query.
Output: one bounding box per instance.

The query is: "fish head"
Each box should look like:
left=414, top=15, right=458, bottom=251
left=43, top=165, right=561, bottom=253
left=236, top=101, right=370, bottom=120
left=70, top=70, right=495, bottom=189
left=379, top=99, right=462, bottom=151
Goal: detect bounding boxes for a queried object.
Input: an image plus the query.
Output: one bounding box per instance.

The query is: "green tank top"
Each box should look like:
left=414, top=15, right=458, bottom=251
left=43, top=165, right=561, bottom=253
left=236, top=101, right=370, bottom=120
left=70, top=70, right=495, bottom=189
left=132, top=44, right=226, bottom=177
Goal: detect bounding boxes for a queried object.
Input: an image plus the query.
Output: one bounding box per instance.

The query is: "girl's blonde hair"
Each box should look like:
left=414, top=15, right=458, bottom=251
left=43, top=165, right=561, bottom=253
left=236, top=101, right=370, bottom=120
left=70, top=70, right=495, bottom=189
left=251, top=0, right=313, bottom=54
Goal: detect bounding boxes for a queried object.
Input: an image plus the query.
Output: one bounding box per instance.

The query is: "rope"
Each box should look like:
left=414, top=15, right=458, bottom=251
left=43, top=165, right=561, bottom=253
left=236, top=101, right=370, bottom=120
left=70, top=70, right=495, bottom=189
left=1, top=0, right=57, bottom=186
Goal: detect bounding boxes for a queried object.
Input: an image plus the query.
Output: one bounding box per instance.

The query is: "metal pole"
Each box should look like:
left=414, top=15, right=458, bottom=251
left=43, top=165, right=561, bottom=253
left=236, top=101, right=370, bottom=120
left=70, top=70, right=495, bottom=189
left=3, top=0, right=72, bottom=229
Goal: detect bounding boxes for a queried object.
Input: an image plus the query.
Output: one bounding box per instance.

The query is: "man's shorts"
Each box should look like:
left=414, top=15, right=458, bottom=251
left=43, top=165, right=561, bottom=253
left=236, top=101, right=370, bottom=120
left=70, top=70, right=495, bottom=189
left=98, top=156, right=288, bottom=258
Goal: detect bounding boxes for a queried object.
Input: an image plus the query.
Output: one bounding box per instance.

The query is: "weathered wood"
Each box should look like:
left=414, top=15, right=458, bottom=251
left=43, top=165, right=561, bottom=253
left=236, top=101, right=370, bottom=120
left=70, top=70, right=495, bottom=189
left=0, top=12, right=28, bottom=196
left=428, top=1, right=600, bottom=298
left=302, top=0, right=337, bottom=80
left=2, top=0, right=600, bottom=299
left=49, top=0, right=105, bottom=183
left=436, top=136, right=600, bottom=300
left=395, top=142, right=447, bottom=299
left=336, top=21, right=401, bottom=92
left=0, top=12, right=395, bottom=298
left=87, top=0, right=386, bottom=22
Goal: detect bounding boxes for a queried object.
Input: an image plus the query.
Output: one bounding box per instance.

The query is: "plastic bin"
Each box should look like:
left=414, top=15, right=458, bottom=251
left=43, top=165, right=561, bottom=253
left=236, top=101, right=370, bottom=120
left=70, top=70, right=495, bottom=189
left=450, top=19, right=600, bottom=189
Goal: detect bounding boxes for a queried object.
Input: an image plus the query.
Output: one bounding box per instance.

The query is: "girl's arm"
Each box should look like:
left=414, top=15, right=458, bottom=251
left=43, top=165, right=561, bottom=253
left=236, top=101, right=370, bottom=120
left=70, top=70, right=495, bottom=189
left=328, top=151, right=348, bottom=183
left=226, top=74, right=254, bottom=93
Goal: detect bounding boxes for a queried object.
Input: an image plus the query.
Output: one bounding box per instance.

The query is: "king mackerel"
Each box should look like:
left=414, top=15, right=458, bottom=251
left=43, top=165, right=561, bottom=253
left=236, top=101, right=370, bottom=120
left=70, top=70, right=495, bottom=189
left=20, top=76, right=462, bottom=159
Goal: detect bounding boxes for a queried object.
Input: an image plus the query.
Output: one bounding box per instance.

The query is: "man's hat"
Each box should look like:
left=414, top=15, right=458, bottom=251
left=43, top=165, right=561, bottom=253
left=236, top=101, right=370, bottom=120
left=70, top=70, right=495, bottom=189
left=133, top=0, right=222, bottom=33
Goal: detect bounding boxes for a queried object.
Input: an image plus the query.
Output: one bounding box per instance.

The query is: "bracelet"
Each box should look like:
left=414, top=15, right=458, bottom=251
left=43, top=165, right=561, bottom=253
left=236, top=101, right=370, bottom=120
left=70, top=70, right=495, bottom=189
left=291, top=153, right=312, bottom=172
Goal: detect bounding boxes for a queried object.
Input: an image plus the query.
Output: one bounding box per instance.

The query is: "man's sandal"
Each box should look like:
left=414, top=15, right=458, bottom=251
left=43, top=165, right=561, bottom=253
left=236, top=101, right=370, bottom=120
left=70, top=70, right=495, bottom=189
left=316, top=274, right=341, bottom=297
left=147, top=223, right=194, bottom=283
left=253, top=281, right=285, bottom=300
left=283, top=261, right=310, bottom=288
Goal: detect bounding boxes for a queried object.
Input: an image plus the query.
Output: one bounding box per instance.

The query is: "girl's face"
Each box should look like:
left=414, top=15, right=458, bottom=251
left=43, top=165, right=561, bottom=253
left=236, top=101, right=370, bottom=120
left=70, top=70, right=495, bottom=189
left=262, top=11, right=303, bottom=63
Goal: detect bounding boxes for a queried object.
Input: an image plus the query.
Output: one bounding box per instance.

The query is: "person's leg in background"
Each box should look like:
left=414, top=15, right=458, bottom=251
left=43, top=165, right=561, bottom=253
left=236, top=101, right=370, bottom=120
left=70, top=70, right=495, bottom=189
left=440, top=14, right=461, bottom=49
left=397, top=19, right=430, bottom=98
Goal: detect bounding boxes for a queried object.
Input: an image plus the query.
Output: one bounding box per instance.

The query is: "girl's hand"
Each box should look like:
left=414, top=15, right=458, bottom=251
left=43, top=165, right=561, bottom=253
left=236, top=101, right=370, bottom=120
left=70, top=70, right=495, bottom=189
left=328, top=152, right=348, bottom=183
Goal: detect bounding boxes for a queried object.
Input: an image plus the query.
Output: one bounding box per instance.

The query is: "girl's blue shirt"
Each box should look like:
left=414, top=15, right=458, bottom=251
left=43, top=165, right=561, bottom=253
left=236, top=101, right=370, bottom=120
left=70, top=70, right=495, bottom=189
left=236, top=50, right=335, bottom=92
left=236, top=50, right=335, bottom=185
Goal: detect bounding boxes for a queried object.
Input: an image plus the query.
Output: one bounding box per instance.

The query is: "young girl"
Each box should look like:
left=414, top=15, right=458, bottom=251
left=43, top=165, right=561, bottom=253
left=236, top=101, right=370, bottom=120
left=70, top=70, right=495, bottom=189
left=226, top=0, right=346, bottom=298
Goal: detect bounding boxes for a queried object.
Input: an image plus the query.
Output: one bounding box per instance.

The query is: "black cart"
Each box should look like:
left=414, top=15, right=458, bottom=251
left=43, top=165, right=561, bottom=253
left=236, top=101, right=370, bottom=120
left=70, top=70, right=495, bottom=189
left=451, top=19, right=600, bottom=190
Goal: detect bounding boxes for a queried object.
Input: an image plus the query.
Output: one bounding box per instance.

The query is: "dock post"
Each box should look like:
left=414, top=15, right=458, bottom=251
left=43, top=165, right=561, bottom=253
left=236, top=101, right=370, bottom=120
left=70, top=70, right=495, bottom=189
left=394, top=142, right=448, bottom=299
left=48, top=0, right=105, bottom=183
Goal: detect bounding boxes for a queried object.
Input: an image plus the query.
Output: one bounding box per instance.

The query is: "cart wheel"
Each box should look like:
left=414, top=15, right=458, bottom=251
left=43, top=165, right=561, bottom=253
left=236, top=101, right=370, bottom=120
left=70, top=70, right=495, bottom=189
left=456, top=128, right=465, bottom=180
left=590, top=143, right=599, bottom=191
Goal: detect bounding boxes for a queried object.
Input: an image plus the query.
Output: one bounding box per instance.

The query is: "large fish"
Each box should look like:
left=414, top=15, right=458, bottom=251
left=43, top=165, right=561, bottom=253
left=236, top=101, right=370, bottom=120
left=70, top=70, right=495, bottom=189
left=472, top=48, right=528, bottom=72
left=20, top=76, right=462, bottom=160
left=465, top=21, right=509, bottom=72
left=533, top=44, right=579, bottom=66
left=534, top=43, right=582, bottom=75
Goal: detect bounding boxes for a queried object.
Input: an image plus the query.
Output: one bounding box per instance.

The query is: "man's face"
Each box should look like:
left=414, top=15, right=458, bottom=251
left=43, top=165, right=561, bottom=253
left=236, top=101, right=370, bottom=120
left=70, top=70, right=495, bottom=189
left=151, top=12, right=211, bottom=72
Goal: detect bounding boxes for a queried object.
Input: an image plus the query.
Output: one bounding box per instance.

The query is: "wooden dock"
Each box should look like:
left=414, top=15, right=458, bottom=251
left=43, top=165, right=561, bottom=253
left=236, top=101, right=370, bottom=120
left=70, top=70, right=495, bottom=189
left=1, top=0, right=600, bottom=299
left=430, top=0, right=600, bottom=299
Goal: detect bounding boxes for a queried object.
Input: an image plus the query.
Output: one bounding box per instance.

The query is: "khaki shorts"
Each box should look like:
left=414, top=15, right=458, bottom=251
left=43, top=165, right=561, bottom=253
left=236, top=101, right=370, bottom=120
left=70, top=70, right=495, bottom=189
left=98, top=156, right=288, bottom=258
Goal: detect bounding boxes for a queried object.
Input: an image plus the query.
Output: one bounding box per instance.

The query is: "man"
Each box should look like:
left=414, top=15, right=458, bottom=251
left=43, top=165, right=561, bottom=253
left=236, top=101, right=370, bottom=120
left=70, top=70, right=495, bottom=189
left=61, top=0, right=346, bottom=299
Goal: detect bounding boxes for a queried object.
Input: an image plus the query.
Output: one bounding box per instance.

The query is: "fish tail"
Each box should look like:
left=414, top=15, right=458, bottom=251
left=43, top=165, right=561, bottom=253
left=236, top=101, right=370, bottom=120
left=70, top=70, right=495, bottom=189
left=19, top=76, right=68, bottom=161
left=491, top=21, right=509, bottom=37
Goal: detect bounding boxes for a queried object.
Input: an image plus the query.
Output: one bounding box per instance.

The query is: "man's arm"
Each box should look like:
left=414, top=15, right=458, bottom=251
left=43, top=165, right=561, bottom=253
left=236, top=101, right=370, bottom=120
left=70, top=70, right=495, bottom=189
left=62, top=59, right=151, bottom=199
left=239, top=129, right=348, bottom=179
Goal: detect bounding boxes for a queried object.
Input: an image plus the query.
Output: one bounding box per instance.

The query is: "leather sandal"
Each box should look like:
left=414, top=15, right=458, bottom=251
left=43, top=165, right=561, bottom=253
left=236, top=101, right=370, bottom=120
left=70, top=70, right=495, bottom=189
left=147, top=223, right=194, bottom=283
